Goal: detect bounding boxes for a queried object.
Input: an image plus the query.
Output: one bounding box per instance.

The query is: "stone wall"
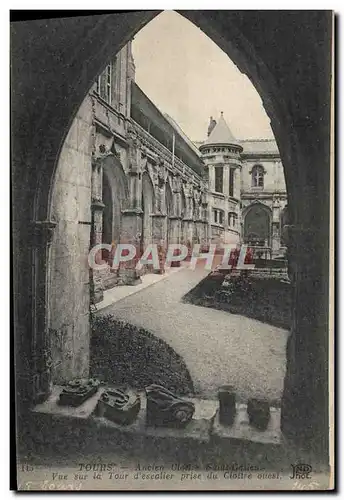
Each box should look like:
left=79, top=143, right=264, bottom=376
left=241, top=159, right=286, bottom=193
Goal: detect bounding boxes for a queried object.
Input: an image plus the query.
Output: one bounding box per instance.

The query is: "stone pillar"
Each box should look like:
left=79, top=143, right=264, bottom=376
left=170, top=174, right=183, bottom=245
left=90, top=157, right=105, bottom=304
left=182, top=182, right=194, bottom=246
left=195, top=220, right=205, bottom=244
left=90, top=200, right=105, bottom=303
left=201, top=191, right=210, bottom=245
left=234, top=166, right=241, bottom=200
left=193, top=190, right=202, bottom=244
left=281, top=225, right=329, bottom=456
left=30, top=220, right=56, bottom=404
left=150, top=159, right=168, bottom=245
left=169, top=216, right=182, bottom=244
left=208, top=164, right=215, bottom=192
left=151, top=213, right=167, bottom=273
left=151, top=213, right=167, bottom=244
left=271, top=196, right=281, bottom=255
left=127, top=135, right=143, bottom=210
left=271, top=223, right=280, bottom=255
left=223, top=165, right=230, bottom=197
left=182, top=218, right=194, bottom=245
left=119, top=209, right=143, bottom=285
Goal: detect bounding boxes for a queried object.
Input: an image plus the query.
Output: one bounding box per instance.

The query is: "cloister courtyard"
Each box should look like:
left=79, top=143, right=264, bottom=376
left=94, top=263, right=289, bottom=404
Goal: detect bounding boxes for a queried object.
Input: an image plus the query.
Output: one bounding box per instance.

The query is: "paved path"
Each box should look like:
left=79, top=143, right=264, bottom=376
left=97, top=266, right=289, bottom=403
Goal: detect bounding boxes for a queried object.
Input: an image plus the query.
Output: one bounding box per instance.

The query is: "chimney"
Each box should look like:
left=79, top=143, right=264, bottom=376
left=207, top=116, right=217, bottom=137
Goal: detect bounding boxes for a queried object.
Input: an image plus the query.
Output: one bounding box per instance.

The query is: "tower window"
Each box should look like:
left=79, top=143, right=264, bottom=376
left=215, top=166, right=224, bottom=193
left=213, top=209, right=224, bottom=225
left=228, top=212, right=238, bottom=227
left=229, top=168, right=235, bottom=197
left=252, top=165, right=265, bottom=188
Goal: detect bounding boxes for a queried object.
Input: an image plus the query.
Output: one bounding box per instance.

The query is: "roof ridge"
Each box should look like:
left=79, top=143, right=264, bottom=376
left=239, top=138, right=276, bottom=142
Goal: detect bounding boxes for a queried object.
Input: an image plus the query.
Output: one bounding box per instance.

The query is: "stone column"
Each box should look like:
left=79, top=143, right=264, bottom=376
left=271, top=223, right=280, bottom=255
left=281, top=225, right=329, bottom=456
left=182, top=183, right=194, bottom=246
left=30, top=220, right=56, bottom=404
left=127, top=134, right=143, bottom=211
left=234, top=166, right=241, bottom=200
left=223, top=165, right=230, bottom=197
left=119, top=208, right=143, bottom=285
left=90, top=157, right=105, bottom=304
left=201, top=191, right=210, bottom=245
left=151, top=213, right=167, bottom=243
left=168, top=216, right=181, bottom=245
left=90, top=199, right=105, bottom=303
left=271, top=196, right=281, bottom=255
left=208, top=164, right=215, bottom=192
left=150, top=160, right=168, bottom=244
left=170, top=174, right=182, bottom=245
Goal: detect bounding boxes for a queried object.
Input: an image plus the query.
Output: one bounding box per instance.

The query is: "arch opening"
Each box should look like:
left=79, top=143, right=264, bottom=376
left=12, top=10, right=331, bottom=458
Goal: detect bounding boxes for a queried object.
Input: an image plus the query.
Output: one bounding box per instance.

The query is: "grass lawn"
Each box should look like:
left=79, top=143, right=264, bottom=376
left=90, top=314, right=195, bottom=395
left=183, top=271, right=291, bottom=330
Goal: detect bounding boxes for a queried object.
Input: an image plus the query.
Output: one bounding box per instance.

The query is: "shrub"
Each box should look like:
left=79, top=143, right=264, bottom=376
left=90, top=315, right=194, bottom=396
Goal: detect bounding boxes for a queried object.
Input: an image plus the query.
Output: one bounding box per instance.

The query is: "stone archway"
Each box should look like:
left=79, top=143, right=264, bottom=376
left=243, top=203, right=272, bottom=247
left=12, top=12, right=332, bottom=456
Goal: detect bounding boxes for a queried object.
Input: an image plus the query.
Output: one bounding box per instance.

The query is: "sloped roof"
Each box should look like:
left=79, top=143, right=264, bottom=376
left=131, top=82, right=204, bottom=175
left=164, top=113, right=201, bottom=157
left=240, top=139, right=279, bottom=156
left=196, top=137, right=280, bottom=157
left=203, top=113, right=240, bottom=147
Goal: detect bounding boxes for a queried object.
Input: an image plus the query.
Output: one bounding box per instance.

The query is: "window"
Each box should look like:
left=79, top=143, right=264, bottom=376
left=95, top=63, right=112, bottom=105
left=229, top=168, right=235, bottom=197
left=252, top=165, right=265, bottom=188
left=215, top=166, right=224, bottom=193
left=213, top=209, right=224, bottom=225
left=228, top=212, right=238, bottom=227
left=105, top=64, right=112, bottom=104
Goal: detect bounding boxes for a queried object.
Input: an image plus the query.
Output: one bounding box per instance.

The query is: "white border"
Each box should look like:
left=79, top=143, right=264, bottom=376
left=4, top=4, right=340, bottom=498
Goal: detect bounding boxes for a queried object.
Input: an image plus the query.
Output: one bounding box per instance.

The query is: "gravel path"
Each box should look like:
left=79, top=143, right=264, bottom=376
left=97, top=267, right=289, bottom=403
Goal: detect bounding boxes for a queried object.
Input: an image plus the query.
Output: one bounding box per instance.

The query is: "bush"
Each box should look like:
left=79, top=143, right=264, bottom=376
left=90, top=315, right=194, bottom=396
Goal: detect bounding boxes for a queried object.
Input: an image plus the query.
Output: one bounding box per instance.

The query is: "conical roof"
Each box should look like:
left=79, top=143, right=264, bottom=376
left=203, top=112, right=240, bottom=147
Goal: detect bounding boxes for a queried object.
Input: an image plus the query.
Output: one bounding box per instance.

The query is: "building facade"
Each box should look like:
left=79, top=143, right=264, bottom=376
left=198, top=114, right=288, bottom=258
left=48, top=41, right=211, bottom=382
left=47, top=41, right=288, bottom=383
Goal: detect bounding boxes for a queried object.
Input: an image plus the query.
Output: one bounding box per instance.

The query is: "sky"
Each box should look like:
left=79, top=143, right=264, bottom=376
left=132, top=11, right=274, bottom=143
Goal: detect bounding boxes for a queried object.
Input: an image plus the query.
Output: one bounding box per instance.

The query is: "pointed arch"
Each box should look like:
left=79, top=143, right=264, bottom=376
left=102, top=154, right=129, bottom=244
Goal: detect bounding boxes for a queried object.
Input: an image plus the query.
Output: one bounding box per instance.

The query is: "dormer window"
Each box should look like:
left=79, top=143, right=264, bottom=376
left=252, top=165, right=265, bottom=188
